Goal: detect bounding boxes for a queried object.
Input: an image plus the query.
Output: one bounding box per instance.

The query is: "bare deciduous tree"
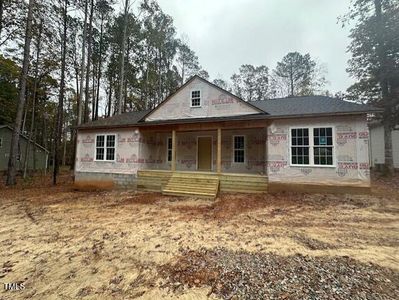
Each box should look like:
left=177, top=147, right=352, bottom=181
left=6, top=0, right=35, bottom=186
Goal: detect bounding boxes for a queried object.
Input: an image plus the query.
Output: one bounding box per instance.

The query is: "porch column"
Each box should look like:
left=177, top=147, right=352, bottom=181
left=217, top=128, right=222, bottom=173
left=171, top=130, right=176, bottom=171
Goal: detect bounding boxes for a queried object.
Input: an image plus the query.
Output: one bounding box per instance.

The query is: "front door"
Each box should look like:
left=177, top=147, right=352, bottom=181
left=197, top=137, right=212, bottom=171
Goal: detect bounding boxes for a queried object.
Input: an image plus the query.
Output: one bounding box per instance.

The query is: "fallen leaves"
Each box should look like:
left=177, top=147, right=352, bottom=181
left=160, top=247, right=399, bottom=300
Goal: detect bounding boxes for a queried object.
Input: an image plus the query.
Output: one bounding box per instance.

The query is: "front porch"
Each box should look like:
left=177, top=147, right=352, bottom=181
left=137, top=120, right=269, bottom=198
left=137, top=170, right=268, bottom=198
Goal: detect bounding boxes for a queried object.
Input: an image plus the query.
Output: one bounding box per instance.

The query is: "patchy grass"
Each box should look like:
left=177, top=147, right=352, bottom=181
left=0, top=171, right=398, bottom=299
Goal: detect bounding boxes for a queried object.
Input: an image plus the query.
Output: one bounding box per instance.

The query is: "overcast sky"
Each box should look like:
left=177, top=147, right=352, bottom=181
left=154, top=0, right=355, bottom=94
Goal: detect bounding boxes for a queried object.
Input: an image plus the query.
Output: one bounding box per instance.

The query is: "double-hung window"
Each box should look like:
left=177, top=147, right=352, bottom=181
left=290, top=127, right=334, bottom=166
left=233, top=136, right=245, bottom=163
left=313, top=128, right=333, bottom=165
left=291, top=128, right=310, bottom=165
left=167, top=137, right=172, bottom=162
left=96, top=134, right=115, bottom=161
left=191, top=90, right=201, bottom=107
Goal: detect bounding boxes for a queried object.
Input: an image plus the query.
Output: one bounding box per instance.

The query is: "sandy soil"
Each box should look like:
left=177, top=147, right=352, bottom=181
left=0, top=172, right=398, bottom=299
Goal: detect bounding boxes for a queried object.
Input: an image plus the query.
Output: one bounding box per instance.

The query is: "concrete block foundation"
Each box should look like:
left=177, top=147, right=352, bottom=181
left=74, top=172, right=137, bottom=189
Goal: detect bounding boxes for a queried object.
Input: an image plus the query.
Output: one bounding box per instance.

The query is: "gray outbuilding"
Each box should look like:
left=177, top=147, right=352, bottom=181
left=0, top=125, right=49, bottom=172
left=369, top=123, right=399, bottom=169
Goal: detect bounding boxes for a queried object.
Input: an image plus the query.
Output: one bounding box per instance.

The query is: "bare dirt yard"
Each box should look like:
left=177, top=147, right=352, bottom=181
left=0, top=172, right=398, bottom=299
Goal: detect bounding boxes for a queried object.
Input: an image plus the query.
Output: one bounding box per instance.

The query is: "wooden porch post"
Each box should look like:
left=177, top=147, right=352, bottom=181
left=217, top=128, right=221, bottom=173
left=171, top=130, right=176, bottom=171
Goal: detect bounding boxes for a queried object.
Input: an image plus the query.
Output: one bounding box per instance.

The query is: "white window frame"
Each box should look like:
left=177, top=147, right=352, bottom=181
left=190, top=89, right=202, bottom=107
left=232, top=135, right=246, bottom=164
left=166, top=137, right=172, bottom=162
left=94, top=134, right=116, bottom=162
left=289, top=126, right=335, bottom=168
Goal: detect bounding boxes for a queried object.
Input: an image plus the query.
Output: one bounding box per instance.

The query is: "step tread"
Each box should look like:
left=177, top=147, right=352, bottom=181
left=163, top=190, right=215, bottom=196
left=163, top=186, right=216, bottom=193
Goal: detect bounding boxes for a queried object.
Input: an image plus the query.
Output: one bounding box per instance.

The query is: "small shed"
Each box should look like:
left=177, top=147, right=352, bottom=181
left=0, top=125, right=49, bottom=172
left=369, top=123, right=399, bottom=169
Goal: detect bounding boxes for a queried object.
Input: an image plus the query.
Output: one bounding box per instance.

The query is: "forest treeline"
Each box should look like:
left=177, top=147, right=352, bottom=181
left=0, top=0, right=398, bottom=184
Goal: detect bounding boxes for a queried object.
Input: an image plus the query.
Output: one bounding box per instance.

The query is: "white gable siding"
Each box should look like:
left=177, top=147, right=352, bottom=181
left=145, top=77, right=259, bottom=121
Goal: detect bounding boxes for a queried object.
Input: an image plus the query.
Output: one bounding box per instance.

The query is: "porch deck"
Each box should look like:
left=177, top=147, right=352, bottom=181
left=137, top=170, right=268, bottom=198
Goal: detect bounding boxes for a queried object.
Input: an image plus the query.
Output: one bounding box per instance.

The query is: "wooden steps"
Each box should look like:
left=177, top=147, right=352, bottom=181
left=162, top=173, right=219, bottom=199
left=137, top=170, right=171, bottom=192
left=219, top=174, right=268, bottom=193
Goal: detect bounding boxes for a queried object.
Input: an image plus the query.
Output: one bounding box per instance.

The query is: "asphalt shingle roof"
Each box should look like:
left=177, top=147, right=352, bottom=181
left=78, top=110, right=150, bottom=129
left=251, top=96, right=380, bottom=117
left=77, top=96, right=380, bottom=129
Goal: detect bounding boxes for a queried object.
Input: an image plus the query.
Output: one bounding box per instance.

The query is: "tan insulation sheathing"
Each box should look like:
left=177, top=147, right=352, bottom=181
left=75, top=128, right=143, bottom=175
left=76, top=114, right=371, bottom=187
left=76, top=128, right=267, bottom=176
left=139, top=129, right=267, bottom=174
left=267, top=115, right=371, bottom=186
left=145, top=77, right=259, bottom=121
left=218, top=129, right=266, bottom=174
left=138, top=131, right=170, bottom=170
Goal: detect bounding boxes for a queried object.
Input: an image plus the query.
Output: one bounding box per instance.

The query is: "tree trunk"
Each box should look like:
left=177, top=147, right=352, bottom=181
left=118, top=0, right=129, bottom=115
left=74, top=0, right=88, bottom=174
left=53, top=0, right=68, bottom=185
left=84, top=0, right=94, bottom=123
left=6, top=0, right=35, bottom=186
left=74, top=52, right=80, bottom=110
left=71, top=48, right=79, bottom=172
left=21, top=94, right=29, bottom=134
left=43, top=107, right=48, bottom=175
left=33, top=125, right=37, bottom=171
left=374, top=0, right=394, bottom=175
left=158, top=49, right=162, bottom=104
left=78, top=0, right=88, bottom=125
left=181, top=60, right=185, bottom=85
left=289, top=65, right=294, bottom=96
left=124, top=37, right=131, bottom=110
left=107, top=75, right=113, bottom=117
left=62, top=125, right=67, bottom=166
left=0, top=0, right=4, bottom=37
left=91, top=61, right=96, bottom=120
left=23, top=20, right=42, bottom=178
left=95, top=14, right=105, bottom=121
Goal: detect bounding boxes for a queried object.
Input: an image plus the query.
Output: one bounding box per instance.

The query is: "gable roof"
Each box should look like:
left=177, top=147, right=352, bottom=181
left=141, top=75, right=265, bottom=121
left=76, top=77, right=382, bottom=130
left=0, top=125, right=49, bottom=152
left=251, top=96, right=381, bottom=117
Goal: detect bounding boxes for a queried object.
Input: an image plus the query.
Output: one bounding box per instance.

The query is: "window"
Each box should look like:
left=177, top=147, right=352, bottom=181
left=233, top=136, right=245, bottom=163
left=167, top=137, right=172, bottom=162
left=191, top=90, right=201, bottom=107
left=290, top=127, right=334, bottom=166
left=313, top=128, right=333, bottom=165
left=96, top=134, right=115, bottom=161
left=291, top=128, right=309, bottom=165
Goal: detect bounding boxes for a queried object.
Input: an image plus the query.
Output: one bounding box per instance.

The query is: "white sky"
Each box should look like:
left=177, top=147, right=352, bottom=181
left=153, top=0, right=355, bottom=94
